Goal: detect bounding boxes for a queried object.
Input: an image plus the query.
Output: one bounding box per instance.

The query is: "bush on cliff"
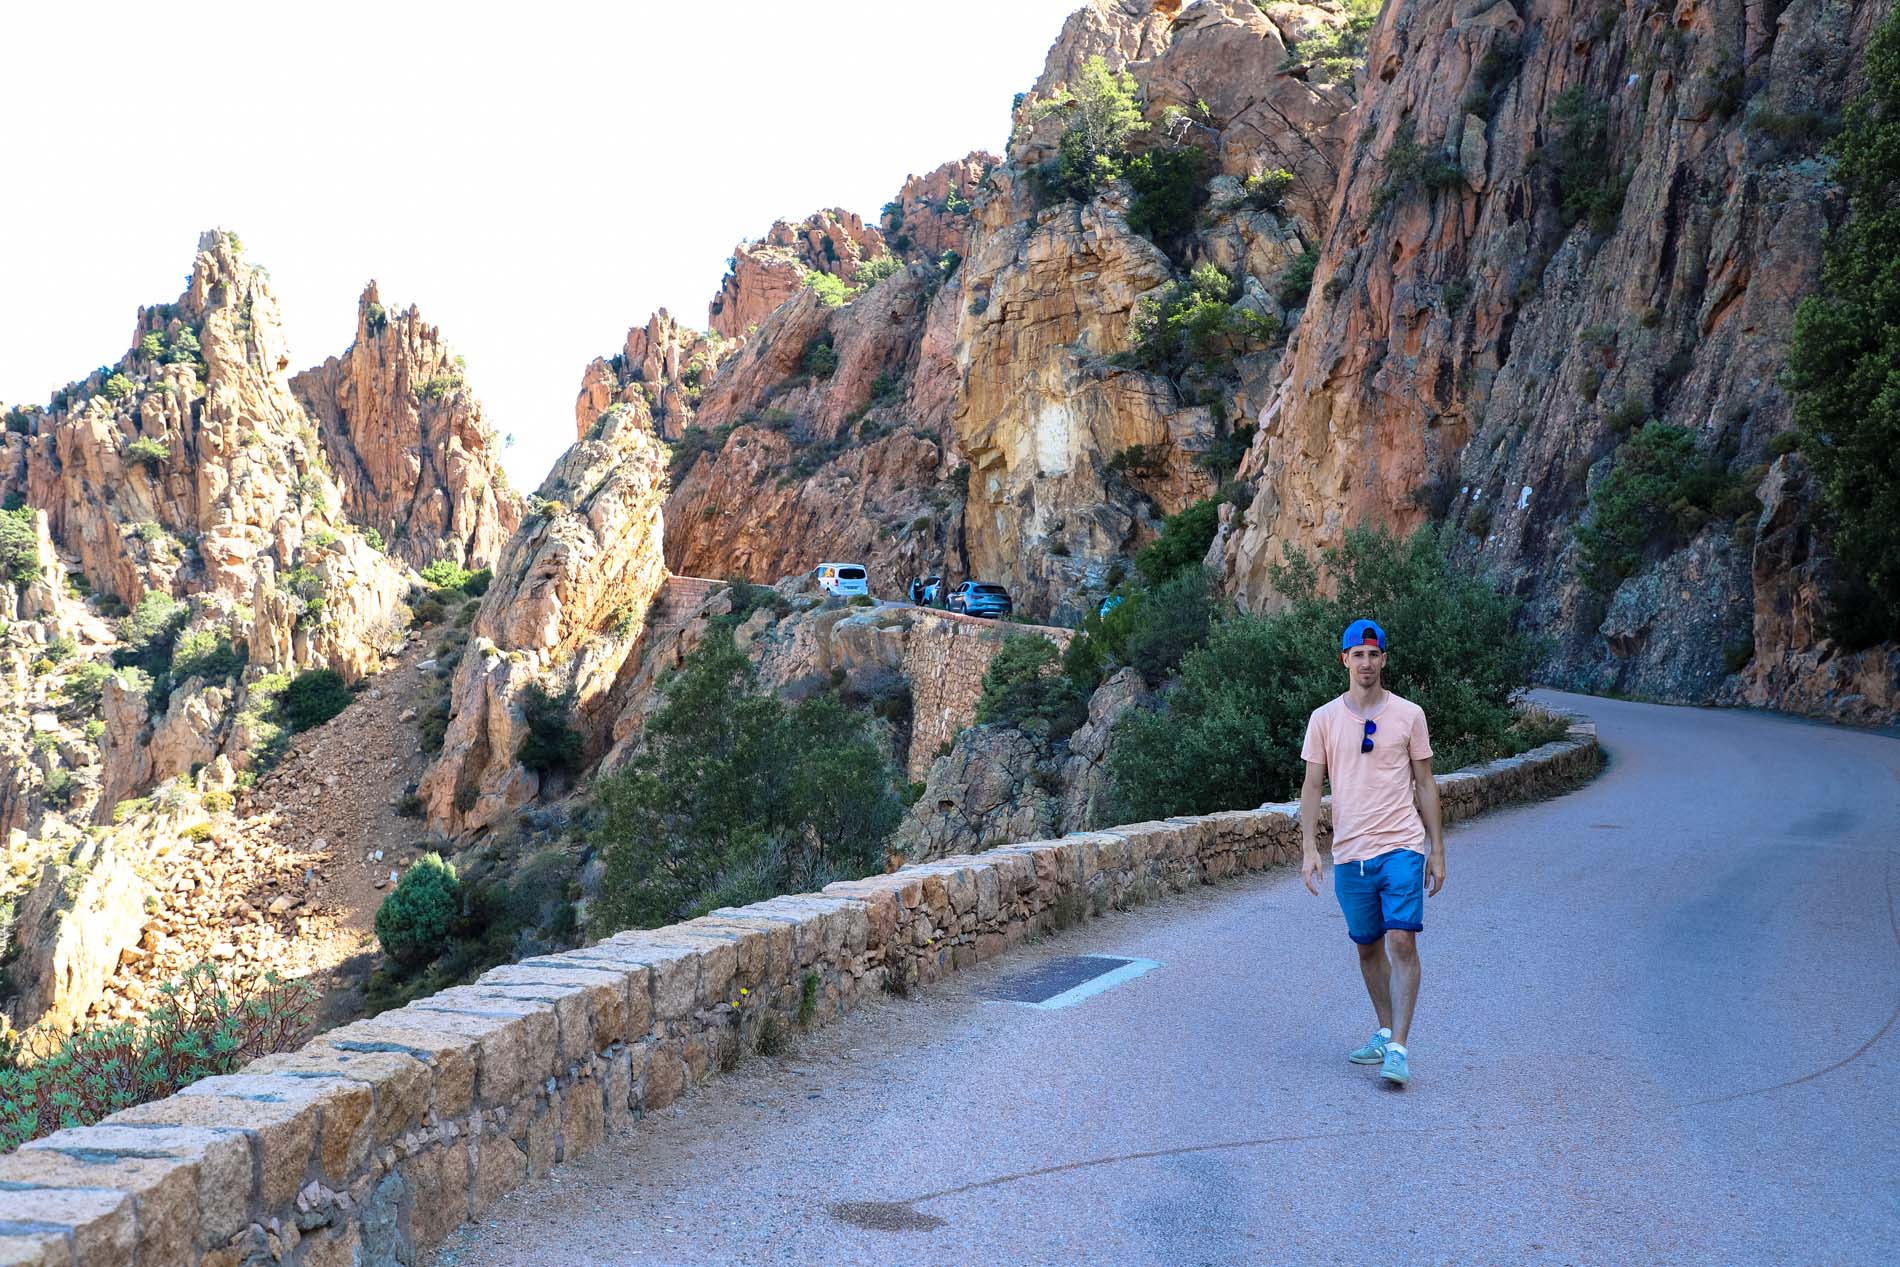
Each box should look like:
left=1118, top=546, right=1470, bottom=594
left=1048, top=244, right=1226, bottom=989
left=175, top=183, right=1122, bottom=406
left=1574, top=422, right=1747, bottom=593
left=975, top=635, right=1088, bottom=740
left=1112, top=264, right=1278, bottom=385
left=1107, top=526, right=1538, bottom=819
left=516, top=681, right=584, bottom=777
left=0, top=965, right=314, bottom=1152
left=590, top=631, right=904, bottom=933
left=1789, top=7, right=1900, bottom=647
left=1126, top=145, right=1211, bottom=252
left=1032, top=54, right=1149, bottom=200
left=0, top=506, right=40, bottom=589
left=375, top=853, right=461, bottom=969
left=280, top=668, right=354, bottom=733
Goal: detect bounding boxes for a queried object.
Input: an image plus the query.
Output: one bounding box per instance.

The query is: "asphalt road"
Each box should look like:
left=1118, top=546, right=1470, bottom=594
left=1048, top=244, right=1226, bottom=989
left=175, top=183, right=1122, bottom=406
left=433, top=692, right=1900, bottom=1267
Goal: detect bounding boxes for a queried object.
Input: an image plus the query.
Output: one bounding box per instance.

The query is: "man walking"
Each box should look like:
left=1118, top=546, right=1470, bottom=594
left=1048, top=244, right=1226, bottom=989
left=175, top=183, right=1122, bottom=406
left=1299, top=618, right=1445, bottom=1086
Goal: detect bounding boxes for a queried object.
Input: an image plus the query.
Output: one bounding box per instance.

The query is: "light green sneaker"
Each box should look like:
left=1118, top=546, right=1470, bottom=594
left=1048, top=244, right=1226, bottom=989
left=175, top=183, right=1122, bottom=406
left=1380, top=1045, right=1411, bottom=1086
left=1348, top=1031, right=1390, bottom=1065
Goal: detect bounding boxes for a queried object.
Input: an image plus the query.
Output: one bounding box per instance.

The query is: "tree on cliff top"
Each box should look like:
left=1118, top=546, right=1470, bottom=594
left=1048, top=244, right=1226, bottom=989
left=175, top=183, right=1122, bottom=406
left=1033, top=54, right=1149, bottom=199
left=1789, top=7, right=1900, bottom=648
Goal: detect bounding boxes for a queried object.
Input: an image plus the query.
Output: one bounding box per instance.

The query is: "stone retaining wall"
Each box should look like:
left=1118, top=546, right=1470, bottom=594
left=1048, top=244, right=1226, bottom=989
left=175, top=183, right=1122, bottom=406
left=0, top=717, right=1599, bottom=1266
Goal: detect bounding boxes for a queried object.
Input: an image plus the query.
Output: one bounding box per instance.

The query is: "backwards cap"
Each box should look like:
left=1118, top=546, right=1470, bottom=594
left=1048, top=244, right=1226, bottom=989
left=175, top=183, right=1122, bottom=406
left=1340, top=618, right=1386, bottom=651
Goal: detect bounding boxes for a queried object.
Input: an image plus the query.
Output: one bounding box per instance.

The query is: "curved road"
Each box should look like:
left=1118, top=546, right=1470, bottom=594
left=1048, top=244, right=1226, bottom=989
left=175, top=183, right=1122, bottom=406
left=434, top=693, right=1900, bottom=1266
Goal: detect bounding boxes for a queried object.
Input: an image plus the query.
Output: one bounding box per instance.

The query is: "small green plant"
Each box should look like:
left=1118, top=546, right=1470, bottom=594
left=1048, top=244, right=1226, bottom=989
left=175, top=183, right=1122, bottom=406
left=1136, top=498, right=1222, bottom=586
left=0, top=965, right=315, bottom=1150
left=374, top=854, right=460, bottom=970
left=101, top=372, right=135, bottom=402
left=799, top=970, right=820, bottom=1027
left=1574, top=422, right=1746, bottom=591
left=0, top=506, right=42, bottom=589
left=1113, top=263, right=1278, bottom=383
left=1368, top=120, right=1465, bottom=217
left=975, top=635, right=1088, bottom=739
left=1765, top=431, right=1800, bottom=458
left=124, top=437, right=169, bottom=471
left=802, top=339, right=839, bottom=379
left=363, top=526, right=385, bottom=552
left=1276, top=246, right=1320, bottom=307
left=1125, top=146, right=1210, bottom=250
left=854, top=254, right=903, bottom=288
left=516, top=681, right=584, bottom=777
left=1604, top=397, right=1650, bottom=434
left=280, top=669, right=354, bottom=732
left=416, top=374, right=464, bottom=402
left=804, top=270, right=851, bottom=307
left=1243, top=166, right=1295, bottom=211
left=1442, top=277, right=1473, bottom=311
left=1547, top=87, right=1628, bottom=233
left=364, top=302, right=388, bottom=335
left=1029, top=54, right=1149, bottom=200
left=1279, top=0, right=1380, bottom=83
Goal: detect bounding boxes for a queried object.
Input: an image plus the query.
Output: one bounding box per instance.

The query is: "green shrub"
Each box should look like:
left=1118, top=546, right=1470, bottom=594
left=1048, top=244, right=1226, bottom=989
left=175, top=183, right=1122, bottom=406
left=854, top=255, right=903, bottom=288
left=1547, top=87, right=1627, bottom=233
left=0, top=506, right=41, bottom=588
left=170, top=630, right=243, bottom=684
left=1031, top=55, right=1149, bottom=200
left=102, top=372, right=135, bottom=402
left=1243, top=166, right=1295, bottom=211
left=41, top=768, right=78, bottom=808
left=1765, top=431, right=1800, bottom=458
left=1066, top=567, right=1221, bottom=690
left=280, top=669, right=353, bottom=732
left=363, top=526, right=385, bottom=552
left=1368, top=120, right=1465, bottom=217
left=161, top=327, right=202, bottom=367
left=1604, top=396, right=1650, bottom=434
left=1788, top=7, right=1900, bottom=647
left=590, top=632, right=903, bottom=933
left=1279, top=0, right=1379, bottom=82
left=1276, top=246, right=1320, bottom=307
left=516, top=682, right=583, bottom=776
left=805, top=271, right=851, bottom=307
left=801, top=339, right=839, bottom=379
left=975, top=635, right=1088, bottom=739
left=1574, top=422, right=1743, bottom=591
left=1125, top=146, right=1210, bottom=249
left=0, top=965, right=313, bottom=1151
left=416, top=374, right=465, bottom=402
left=1113, top=263, right=1278, bottom=383
left=420, top=558, right=473, bottom=591
left=1136, top=497, right=1222, bottom=585
left=365, top=302, right=388, bottom=335
left=124, top=437, right=169, bottom=470
left=1108, top=526, right=1536, bottom=817
left=113, top=591, right=188, bottom=705
left=1462, top=40, right=1522, bottom=120
left=60, top=661, right=113, bottom=712
left=1108, top=444, right=1169, bottom=479
left=374, top=854, right=460, bottom=969
left=1442, top=277, right=1473, bottom=311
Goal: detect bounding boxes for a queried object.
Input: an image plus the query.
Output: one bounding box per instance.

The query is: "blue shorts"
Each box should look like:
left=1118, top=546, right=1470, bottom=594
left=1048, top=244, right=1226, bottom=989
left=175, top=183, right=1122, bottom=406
left=1333, top=848, right=1425, bottom=944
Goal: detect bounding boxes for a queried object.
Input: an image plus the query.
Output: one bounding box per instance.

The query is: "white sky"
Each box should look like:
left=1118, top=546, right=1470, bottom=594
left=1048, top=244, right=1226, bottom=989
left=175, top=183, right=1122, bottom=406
left=0, top=0, right=1080, bottom=492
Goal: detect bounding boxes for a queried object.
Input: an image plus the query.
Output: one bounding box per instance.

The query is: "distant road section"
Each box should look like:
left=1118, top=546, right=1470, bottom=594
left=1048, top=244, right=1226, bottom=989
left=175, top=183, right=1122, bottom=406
left=433, top=692, right=1900, bottom=1267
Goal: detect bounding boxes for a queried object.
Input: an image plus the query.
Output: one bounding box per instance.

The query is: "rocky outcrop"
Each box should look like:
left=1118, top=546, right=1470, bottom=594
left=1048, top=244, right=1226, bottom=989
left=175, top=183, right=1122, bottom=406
left=889, top=725, right=1065, bottom=861
left=419, top=402, right=671, bottom=835
left=8, top=840, right=152, bottom=1035
left=293, top=284, right=523, bottom=570
left=879, top=154, right=998, bottom=263
left=1215, top=0, right=1894, bottom=717
left=707, top=210, right=890, bottom=340
left=574, top=309, right=725, bottom=443
left=666, top=264, right=964, bottom=591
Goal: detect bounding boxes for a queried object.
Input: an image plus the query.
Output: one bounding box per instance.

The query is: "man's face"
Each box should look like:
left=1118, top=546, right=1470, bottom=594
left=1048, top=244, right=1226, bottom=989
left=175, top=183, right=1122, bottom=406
left=1341, top=643, right=1385, bottom=687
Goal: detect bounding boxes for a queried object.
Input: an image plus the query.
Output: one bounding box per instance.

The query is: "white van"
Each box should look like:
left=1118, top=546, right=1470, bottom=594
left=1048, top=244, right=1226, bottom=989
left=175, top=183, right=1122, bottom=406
left=816, top=562, right=871, bottom=599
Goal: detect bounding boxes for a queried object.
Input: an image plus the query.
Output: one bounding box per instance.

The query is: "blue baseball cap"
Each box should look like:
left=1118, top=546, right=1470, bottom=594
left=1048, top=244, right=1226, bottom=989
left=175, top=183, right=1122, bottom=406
left=1341, top=618, right=1386, bottom=651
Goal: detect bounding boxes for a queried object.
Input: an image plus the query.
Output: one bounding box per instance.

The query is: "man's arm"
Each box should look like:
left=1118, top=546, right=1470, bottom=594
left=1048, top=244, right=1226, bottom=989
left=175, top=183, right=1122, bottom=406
left=1300, top=759, right=1326, bottom=895
left=1413, top=757, right=1445, bottom=895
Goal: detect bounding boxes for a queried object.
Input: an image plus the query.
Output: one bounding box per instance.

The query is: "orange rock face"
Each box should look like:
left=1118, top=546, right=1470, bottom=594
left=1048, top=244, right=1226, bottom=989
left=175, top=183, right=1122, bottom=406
left=293, top=284, right=523, bottom=570
left=706, top=209, right=890, bottom=340
left=878, top=154, right=998, bottom=264
left=573, top=309, right=724, bottom=443
left=1217, top=0, right=1894, bottom=715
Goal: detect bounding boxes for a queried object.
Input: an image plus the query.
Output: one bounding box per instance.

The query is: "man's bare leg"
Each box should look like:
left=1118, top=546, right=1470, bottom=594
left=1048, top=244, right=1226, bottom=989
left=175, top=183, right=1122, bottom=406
left=1355, top=938, right=1394, bottom=1032
left=1385, top=930, right=1420, bottom=1046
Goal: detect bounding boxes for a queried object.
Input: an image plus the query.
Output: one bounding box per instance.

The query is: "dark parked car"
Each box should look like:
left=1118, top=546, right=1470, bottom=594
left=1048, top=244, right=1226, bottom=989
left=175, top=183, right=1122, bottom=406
left=947, top=581, right=1013, bottom=619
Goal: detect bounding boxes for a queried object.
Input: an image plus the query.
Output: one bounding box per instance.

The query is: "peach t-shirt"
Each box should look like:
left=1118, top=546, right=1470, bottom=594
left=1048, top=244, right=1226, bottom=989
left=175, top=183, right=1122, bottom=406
left=1301, top=692, right=1434, bottom=865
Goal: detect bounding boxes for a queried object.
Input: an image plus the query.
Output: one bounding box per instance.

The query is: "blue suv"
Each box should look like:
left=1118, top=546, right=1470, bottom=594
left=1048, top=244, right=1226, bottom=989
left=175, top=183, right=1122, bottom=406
left=947, top=581, right=1013, bottom=619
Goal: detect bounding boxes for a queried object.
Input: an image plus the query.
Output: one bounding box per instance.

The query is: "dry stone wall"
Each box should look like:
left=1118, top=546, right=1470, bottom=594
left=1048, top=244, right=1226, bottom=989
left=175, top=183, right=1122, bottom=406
left=901, top=612, right=1075, bottom=780
left=0, top=718, right=1598, bottom=1265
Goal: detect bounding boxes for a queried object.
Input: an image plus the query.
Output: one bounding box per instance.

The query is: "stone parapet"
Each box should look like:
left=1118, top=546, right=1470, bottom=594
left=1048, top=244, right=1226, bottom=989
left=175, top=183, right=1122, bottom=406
left=0, top=716, right=1598, bottom=1265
